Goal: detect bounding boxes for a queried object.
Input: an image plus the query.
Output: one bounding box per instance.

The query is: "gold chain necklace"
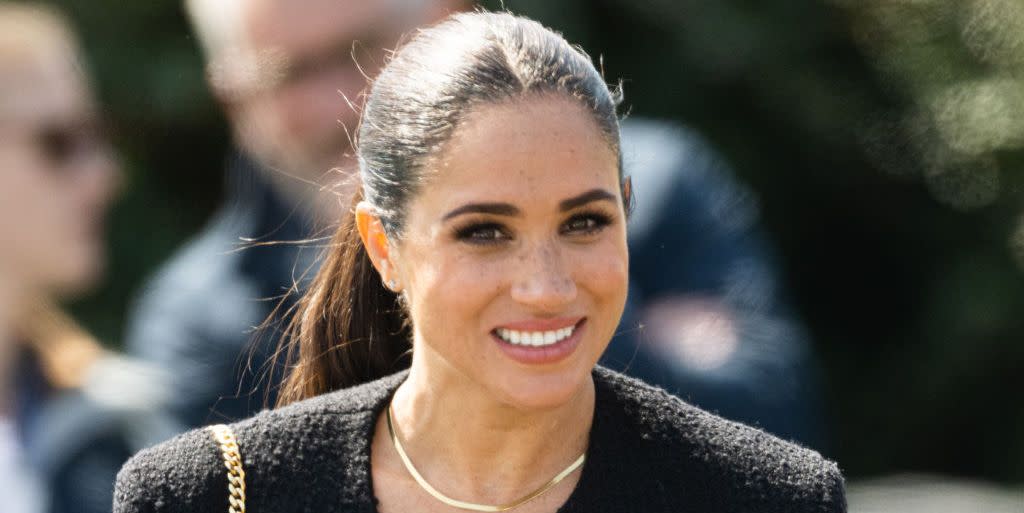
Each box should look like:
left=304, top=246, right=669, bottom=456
left=386, top=402, right=586, bottom=512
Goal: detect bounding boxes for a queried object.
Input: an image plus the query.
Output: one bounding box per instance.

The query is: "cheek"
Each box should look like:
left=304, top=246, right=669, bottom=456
left=406, top=251, right=504, bottom=336
left=572, top=239, right=630, bottom=319
left=0, top=156, right=96, bottom=288
left=0, top=162, right=61, bottom=244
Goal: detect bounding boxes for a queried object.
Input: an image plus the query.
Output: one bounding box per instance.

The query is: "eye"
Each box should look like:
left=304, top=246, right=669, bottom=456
left=454, top=222, right=511, bottom=245
left=561, top=211, right=613, bottom=236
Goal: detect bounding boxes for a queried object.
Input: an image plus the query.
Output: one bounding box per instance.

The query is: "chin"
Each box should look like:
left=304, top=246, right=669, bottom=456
left=492, top=365, right=594, bottom=412
left=53, top=255, right=105, bottom=298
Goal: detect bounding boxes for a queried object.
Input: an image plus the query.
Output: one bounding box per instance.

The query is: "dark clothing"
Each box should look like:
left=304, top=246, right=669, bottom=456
left=30, top=397, right=136, bottom=513
left=15, top=350, right=141, bottom=513
left=124, top=154, right=318, bottom=426
left=603, top=120, right=825, bottom=448
left=13, top=349, right=50, bottom=441
left=72, top=153, right=317, bottom=513
left=114, top=367, right=845, bottom=513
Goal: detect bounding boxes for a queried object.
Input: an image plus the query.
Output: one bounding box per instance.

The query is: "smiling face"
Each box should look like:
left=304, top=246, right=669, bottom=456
left=380, top=95, right=628, bottom=410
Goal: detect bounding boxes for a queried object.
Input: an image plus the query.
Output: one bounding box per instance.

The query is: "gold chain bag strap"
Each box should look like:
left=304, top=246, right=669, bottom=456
left=207, top=424, right=247, bottom=513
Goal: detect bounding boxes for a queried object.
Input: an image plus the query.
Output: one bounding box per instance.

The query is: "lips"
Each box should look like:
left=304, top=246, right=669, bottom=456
left=490, top=317, right=586, bottom=365
left=494, top=325, right=576, bottom=347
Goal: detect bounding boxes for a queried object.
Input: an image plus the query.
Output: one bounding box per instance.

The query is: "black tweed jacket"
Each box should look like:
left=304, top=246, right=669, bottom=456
left=113, top=367, right=846, bottom=512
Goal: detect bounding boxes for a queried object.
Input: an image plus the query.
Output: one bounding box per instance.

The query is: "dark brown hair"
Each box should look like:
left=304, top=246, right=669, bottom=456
left=276, top=11, right=626, bottom=407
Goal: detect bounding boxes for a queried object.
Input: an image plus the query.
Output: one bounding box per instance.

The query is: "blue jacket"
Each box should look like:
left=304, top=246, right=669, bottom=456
left=602, top=119, right=825, bottom=448
left=17, top=350, right=164, bottom=513
left=124, top=154, right=316, bottom=427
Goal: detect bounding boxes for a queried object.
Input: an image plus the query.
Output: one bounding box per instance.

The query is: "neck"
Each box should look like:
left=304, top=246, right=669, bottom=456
left=385, top=353, right=594, bottom=505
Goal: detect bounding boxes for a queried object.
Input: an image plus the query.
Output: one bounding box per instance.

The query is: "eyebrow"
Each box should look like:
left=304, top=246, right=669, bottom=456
left=441, top=188, right=618, bottom=221
left=559, top=188, right=618, bottom=211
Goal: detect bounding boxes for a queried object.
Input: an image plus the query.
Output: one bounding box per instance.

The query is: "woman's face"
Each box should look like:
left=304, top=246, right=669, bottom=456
left=0, top=52, right=119, bottom=297
left=390, top=95, right=629, bottom=410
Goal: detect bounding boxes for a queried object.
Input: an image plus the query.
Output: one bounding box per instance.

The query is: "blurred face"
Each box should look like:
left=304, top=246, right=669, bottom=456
left=390, top=96, right=629, bottom=410
left=235, top=0, right=433, bottom=180
left=0, top=54, right=119, bottom=297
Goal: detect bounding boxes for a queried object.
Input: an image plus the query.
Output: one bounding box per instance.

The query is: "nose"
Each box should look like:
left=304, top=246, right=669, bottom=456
left=72, top=145, right=122, bottom=210
left=510, top=240, right=577, bottom=311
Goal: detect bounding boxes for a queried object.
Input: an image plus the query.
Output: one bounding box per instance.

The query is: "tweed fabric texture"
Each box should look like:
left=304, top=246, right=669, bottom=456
left=114, top=367, right=846, bottom=512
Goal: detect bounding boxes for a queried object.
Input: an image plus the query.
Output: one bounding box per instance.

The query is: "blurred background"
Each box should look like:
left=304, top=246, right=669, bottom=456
left=14, top=0, right=1024, bottom=509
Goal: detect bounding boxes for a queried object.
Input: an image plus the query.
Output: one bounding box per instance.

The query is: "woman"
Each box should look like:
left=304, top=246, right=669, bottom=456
left=115, top=11, right=846, bottom=513
left=1, top=4, right=126, bottom=513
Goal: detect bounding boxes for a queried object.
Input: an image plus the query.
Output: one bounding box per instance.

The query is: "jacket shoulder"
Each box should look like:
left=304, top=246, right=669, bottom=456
left=113, top=427, right=225, bottom=513
left=594, top=367, right=846, bottom=512
left=114, top=371, right=404, bottom=512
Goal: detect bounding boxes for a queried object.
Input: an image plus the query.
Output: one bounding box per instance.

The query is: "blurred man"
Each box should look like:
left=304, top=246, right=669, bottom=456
left=124, top=0, right=467, bottom=427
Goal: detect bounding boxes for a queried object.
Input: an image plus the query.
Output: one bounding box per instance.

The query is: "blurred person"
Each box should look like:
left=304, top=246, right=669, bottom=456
left=122, top=0, right=469, bottom=428
left=130, top=0, right=827, bottom=451
left=0, top=6, right=176, bottom=513
left=0, top=5, right=167, bottom=513
left=114, top=12, right=845, bottom=512
left=603, top=118, right=827, bottom=448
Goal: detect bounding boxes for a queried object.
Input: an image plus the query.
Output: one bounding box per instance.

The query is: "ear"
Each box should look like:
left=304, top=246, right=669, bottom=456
left=621, top=175, right=633, bottom=216
left=356, top=201, right=398, bottom=288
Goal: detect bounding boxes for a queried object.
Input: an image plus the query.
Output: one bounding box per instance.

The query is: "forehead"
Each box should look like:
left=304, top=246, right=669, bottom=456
left=1, top=52, right=91, bottom=123
left=418, top=95, right=619, bottom=210
left=243, top=0, right=409, bottom=53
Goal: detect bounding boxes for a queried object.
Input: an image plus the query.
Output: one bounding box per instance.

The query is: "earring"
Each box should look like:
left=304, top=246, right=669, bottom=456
left=387, top=279, right=398, bottom=291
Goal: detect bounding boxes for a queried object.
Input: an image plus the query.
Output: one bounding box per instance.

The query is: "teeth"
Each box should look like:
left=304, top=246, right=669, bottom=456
left=495, top=325, right=576, bottom=347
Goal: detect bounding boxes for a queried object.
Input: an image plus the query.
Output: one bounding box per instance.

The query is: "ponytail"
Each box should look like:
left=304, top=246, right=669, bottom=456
left=275, top=188, right=411, bottom=407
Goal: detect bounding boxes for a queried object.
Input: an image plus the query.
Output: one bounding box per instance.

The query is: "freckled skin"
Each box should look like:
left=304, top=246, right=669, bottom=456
left=388, top=95, right=629, bottom=411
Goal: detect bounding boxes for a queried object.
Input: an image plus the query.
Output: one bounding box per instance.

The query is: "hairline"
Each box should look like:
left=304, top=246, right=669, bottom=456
left=371, top=90, right=623, bottom=237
